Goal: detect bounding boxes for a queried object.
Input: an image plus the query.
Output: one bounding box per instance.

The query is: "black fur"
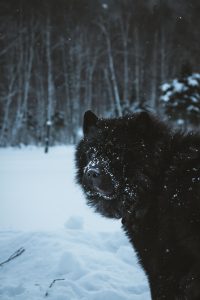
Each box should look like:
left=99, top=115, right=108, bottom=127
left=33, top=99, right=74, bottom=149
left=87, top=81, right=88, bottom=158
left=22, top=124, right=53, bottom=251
left=75, top=111, right=200, bottom=300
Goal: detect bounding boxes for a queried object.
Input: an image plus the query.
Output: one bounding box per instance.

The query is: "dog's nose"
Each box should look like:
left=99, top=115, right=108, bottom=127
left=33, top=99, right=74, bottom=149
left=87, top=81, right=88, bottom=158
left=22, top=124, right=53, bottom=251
left=84, top=166, right=114, bottom=197
left=86, top=168, right=100, bottom=179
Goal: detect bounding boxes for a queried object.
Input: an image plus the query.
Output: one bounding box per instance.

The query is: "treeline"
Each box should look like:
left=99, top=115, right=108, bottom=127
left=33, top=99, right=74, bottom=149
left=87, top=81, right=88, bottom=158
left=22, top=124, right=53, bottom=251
left=0, top=0, right=200, bottom=146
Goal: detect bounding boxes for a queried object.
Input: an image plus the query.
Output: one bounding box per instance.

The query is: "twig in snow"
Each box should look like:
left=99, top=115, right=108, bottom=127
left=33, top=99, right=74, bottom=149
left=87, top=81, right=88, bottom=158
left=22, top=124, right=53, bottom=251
left=0, top=247, right=25, bottom=267
left=45, top=278, right=65, bottom=297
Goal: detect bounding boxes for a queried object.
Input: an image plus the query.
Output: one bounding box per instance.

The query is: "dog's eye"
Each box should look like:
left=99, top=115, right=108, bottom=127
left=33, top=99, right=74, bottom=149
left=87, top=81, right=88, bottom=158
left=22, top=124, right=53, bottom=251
left=86, top=150, right=93, bottom=160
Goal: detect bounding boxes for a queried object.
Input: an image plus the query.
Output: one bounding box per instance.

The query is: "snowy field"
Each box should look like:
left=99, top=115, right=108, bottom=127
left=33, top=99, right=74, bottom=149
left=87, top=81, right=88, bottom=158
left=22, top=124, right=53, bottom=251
left=0, top=146, right=150, bottom=300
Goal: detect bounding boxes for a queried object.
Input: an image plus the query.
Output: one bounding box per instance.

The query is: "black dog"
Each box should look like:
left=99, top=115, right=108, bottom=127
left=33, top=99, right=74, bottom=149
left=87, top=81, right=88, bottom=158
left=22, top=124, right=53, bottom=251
left=75, top=110, right=200, bottom=300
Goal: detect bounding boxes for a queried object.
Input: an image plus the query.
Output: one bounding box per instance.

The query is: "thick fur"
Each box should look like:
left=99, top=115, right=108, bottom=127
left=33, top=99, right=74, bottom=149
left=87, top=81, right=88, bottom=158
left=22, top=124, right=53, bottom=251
left=75, top=111, right=200, bottom=300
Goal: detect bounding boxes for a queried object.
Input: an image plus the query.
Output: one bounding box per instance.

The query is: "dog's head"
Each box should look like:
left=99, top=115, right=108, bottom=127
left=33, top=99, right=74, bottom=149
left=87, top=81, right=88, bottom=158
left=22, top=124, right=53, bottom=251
left=75, top=110, right=165, bottom=219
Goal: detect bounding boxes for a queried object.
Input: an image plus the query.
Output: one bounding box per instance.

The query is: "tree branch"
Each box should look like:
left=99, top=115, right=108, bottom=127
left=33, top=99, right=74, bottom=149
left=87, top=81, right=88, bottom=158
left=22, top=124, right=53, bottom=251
left=45, top=278, right=65, bottom=297
left=0, top=247, right=25, bottom=267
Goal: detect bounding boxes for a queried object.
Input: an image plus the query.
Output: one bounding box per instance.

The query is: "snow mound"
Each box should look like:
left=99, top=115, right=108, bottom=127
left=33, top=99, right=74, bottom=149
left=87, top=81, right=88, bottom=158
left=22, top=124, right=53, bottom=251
left=0, top=146, right=150, bottom=299
left=65, top=216, right=84, bottom=230
left=0, top=229, right=150, bottom=300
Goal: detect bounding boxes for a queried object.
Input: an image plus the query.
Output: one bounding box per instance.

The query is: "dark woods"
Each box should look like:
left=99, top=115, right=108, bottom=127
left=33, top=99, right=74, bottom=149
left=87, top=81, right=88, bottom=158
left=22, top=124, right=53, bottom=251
left=0, top=0, right=200, bottom=146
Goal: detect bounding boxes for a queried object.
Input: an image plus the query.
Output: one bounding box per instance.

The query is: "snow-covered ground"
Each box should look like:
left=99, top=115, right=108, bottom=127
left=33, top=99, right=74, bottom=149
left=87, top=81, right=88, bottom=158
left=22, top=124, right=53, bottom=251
left=0, top=146, right=150, bottom=300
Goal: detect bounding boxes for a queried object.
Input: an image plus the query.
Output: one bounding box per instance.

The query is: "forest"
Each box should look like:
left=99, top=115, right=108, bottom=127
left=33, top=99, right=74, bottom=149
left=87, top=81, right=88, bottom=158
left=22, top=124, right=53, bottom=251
left=0, top=0, right=200, bottom=146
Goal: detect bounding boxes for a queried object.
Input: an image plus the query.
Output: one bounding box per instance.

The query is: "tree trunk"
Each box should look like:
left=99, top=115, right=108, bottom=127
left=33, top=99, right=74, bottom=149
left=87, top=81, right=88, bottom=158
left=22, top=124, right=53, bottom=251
left=150, top=32, right=158, bottom=111
left=134, top=27, right=140, bottom=106
left=120, top=15, right=130, bottom=109
left=45, top=13, right=54, bottom=153
left=98, top=22, right=122, bottom=117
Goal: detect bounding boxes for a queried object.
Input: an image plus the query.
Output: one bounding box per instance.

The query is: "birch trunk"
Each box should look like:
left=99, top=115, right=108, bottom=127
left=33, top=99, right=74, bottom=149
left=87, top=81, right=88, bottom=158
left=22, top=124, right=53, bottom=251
left=98, top=22, right=122, bottom=117
left=150, top=32, right=158, bottom=111
left=120, top=15, right=130, bottom=109
left=45, top=13, right=54, bottom=153
left=134, top=27, right=140, bottom=105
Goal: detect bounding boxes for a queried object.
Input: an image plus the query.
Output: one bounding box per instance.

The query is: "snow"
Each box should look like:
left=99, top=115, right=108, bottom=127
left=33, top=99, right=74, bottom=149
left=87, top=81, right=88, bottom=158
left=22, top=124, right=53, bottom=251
left=0, top=146, right=118, bottom=232
left=0, top=146, right=150, bottom=300
left=102, top=3, right=108, bottom=9
left=191, top=96, right=198, bottom=103
left=193, top=73, right=200, bottom=79
left=187, top=77, right=198, bottom=87
left=161, top=82, right=170, bottom=92
left=187, top=105, right=200, bottom=113
left=46, top=120, right=52, bottom=126
left=177, top=119, right=185, bottom=125
left=172, top=79, right=187, bottom=93
left=160, top=73, right=200, bottom=111
left=160, top=79, right=187, bottom=103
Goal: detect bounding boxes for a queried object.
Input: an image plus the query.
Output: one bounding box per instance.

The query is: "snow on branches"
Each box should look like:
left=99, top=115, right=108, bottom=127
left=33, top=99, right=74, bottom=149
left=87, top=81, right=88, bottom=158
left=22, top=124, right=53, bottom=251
left=160, top=73, right=200, bottom=127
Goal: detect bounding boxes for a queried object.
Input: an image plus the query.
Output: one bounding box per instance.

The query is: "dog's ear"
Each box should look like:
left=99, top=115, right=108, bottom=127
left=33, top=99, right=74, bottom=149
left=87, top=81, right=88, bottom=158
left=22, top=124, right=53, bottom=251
left=135, top=111, right=153, bottom=133
left=83, top=110, right=98, bottom=137
left=137, top=111, right=151, bottom=124
left=136, top=111, right=152, bottom=129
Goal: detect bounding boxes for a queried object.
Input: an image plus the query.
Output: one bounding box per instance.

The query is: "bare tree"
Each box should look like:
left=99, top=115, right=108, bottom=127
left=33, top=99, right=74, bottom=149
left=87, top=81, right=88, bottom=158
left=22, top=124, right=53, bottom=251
left=133, top=26, right=140, bottom=106
left=84, top=45, right=98, bottom=110
left=45, top=11, right=55, bottom=153
left=0, top=64, right=17, bottom=145
left=119, top=14, right=131, bottom=109
left=11, top=16, right=36, bottom=144
left=150, top=31, right=158, bottom=111
left=98, top=21, right=122, bottom=117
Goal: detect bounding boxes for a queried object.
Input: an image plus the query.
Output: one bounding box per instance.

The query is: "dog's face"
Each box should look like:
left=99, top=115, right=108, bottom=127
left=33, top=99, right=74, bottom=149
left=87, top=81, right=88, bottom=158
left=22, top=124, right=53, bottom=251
left=75, top=111, right=158, bottom=219
left=82, top=150, right=117, bottom=199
